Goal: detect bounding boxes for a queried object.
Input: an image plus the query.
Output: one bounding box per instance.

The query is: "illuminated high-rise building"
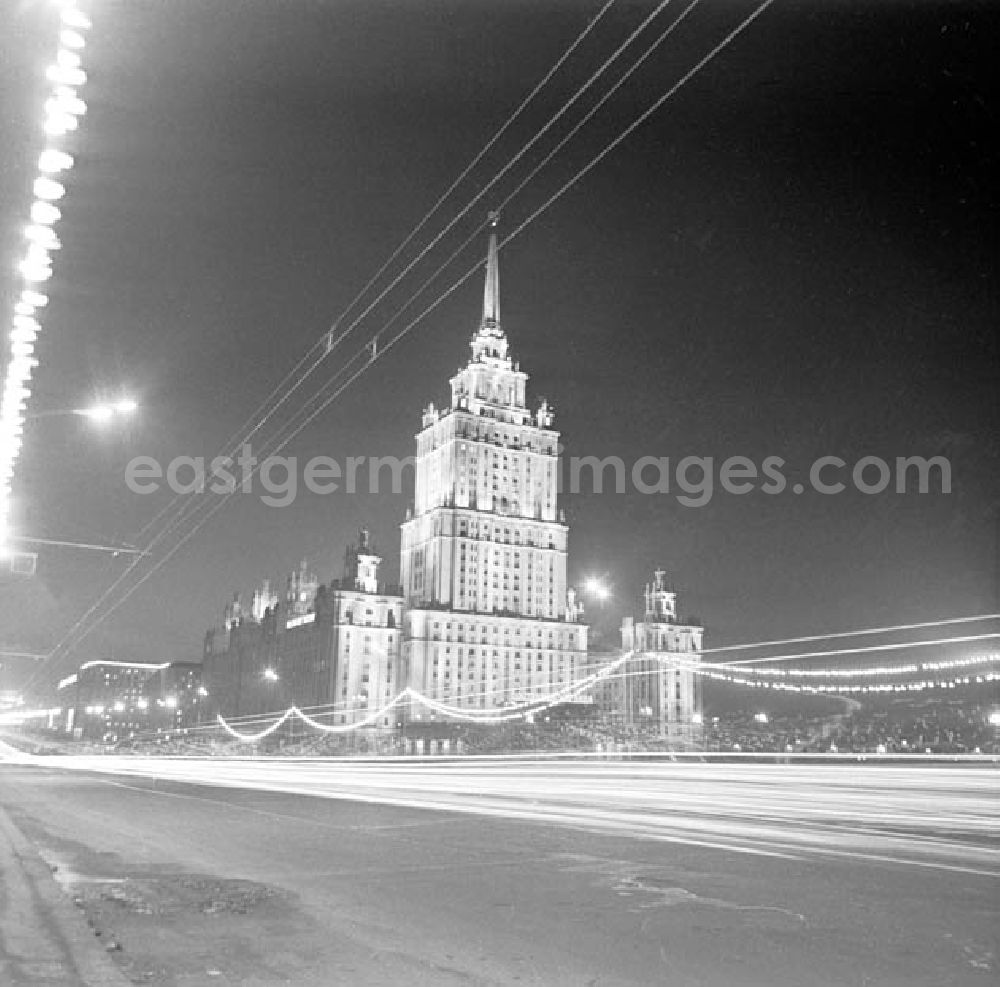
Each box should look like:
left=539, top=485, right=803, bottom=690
left=618, top=569, right=703, bottom=742
left=400, top=217, right=588, bottom=710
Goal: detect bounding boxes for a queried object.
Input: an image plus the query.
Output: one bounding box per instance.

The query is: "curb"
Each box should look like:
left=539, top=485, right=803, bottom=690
left=0, top=801, right=132, bottom=986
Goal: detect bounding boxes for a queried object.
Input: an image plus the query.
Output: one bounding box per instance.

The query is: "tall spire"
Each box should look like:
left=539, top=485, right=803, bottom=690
left=482, top=211, right=500, bottom=328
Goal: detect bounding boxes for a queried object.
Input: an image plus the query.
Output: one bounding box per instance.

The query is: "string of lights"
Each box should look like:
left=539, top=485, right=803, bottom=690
left=690, top=614, right=1000, bottom=658
left=714, top=632, right=1000, bottom=666
left=694, top=668, right=1000, bottom=695
left=0, top=2, right=91, bottom=560
left=211, top=657, right=999, bottom=743
left=137, top=625, right=1000, bottom=737
left=698, top=652, right=1000, bottom=679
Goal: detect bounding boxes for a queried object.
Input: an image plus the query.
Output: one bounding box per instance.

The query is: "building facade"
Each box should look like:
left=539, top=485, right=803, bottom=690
left=399, top=218, right=589, bottom=711
left=613, top=570, right=703, bottom=742
left=203, top=530, right=404, bottom=726
left=140, top=660, right=206, bottom=733
left=58, top=659, right=200, bottom=742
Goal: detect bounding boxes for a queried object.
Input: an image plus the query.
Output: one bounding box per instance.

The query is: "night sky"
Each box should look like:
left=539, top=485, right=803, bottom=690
left=1, top=0, right=996, bottom=691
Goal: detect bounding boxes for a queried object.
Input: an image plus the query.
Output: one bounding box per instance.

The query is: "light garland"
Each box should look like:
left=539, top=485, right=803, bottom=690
left=655, top=652, right=1000, bottom=680
left=693, top=668, right=999, bottom=695
left=1, top=2, right=91, bottom=558
left=215, top=661, right=634, bottom=742
left=203, top=650, right=1000, bottom=743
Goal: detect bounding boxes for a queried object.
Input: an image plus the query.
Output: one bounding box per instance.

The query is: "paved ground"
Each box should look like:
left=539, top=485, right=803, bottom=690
left=0, top=753, right=996, bottom=986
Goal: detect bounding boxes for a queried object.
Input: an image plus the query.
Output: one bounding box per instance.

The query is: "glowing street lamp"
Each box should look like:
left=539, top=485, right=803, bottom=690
left=585, top=578, right=611, bottom=601
left=24, top=398, right=139, bottom=423
left=77, top=398, right=139, bottom=421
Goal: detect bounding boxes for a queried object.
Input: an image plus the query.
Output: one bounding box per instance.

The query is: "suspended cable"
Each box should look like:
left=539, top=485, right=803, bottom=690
left=30, top=0, right=779, bottom=683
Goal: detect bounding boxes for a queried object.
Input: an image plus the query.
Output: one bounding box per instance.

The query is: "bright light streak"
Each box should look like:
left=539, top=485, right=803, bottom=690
left=18, top=258, right=53, bottom=282
left=44, top=112, right=77, bottom=137
left=164, top=696, right=178, bottom=709
left=25, top=225, right=61, bottom=249
left=33, top=177, right=66, bottom=201
left=262, top=668, right=279, bottom=683
left=47, top=93, right=87, bottom=118
left=989, top=711, right=1000, bottom=727
left=56, top=49, right=81, bottom=70
left=45, top=64, right=87, bottom=87
left=38, top=149, right=74, bottom=173
left=59, top=29, right=86, bottom=49
left=61, top=8, right=92, bottom=30
left=79, top=405, right=114, bottom=423
left=30, top=201, right=61, bottom=225
left=114, top=398, right=138, bottom=414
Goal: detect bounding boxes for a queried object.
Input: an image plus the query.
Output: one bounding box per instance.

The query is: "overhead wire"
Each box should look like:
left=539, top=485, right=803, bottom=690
left=32, top=5, right=623, bottom=677
left=31, top=0, right=779, bottom=685
left=131, top=0, right=616, bottom=547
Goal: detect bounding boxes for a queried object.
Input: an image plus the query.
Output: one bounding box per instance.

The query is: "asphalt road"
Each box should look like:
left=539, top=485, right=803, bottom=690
left=0, top=753, right=996, bottom=986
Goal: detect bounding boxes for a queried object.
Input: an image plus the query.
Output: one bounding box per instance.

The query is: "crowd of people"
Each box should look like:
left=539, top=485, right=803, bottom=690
left=823, top=701, right=998, bottom=754
left=699, top=701, right=998, bottom=754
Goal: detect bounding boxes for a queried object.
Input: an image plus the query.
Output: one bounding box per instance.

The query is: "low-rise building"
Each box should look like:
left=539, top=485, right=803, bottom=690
left=60, top=659, right=166, bottom=741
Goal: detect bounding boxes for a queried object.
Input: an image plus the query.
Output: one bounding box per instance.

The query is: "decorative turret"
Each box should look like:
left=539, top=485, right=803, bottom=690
left=469, top=212, right=512, bottom=367
left=250, top=579, right=278, bottom=622
left=286, top=559, right=318, bottom=618
left=644, top=568, right=677, bottom=623
left=344, top=527, right=381, bottom=594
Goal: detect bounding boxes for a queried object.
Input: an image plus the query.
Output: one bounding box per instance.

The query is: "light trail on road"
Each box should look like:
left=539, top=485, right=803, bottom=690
left=11, top=751, right=998, bottom=878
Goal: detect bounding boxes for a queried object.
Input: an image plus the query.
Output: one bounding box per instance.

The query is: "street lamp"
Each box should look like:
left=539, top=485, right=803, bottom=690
left=1, top=396, right=140, bottom=559
left=584, top=576, right=611, bottom=601
left=26, top=398, right=139, bottom=423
